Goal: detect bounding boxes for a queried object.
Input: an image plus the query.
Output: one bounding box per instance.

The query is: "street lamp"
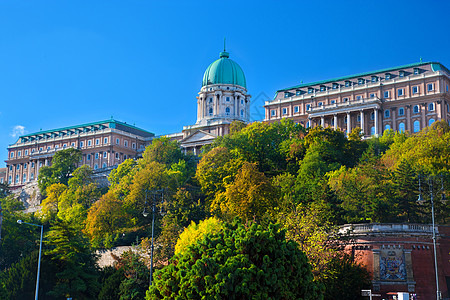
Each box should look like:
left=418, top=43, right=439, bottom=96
left=142, top=189, right=164, bottom=287
left=17, top=220, right=44, bottom=300
left=418, top=174, right=446, bottom=300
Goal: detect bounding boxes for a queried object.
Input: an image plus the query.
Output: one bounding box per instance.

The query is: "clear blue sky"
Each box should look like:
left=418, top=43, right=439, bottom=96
left=1, top=0, right=450, bottom=167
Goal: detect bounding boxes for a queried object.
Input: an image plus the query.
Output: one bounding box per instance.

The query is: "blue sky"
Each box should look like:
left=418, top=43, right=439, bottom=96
left=1, top=0, right=450, bottom=166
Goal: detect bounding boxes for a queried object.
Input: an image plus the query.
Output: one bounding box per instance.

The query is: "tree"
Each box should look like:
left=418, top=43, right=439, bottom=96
left=142, top=137, right=185, bottom=167
left=45, top=220, right=100, bottom=299
left=38, top=148, right=82, bottom=195
left=39, top=183, right=67, bottom=221
left=148, top=221, right=321, bottom=300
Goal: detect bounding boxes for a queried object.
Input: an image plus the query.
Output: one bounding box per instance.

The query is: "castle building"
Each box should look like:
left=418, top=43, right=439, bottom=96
left=178, top=49, right=251, bottom=154
left=4, top=119, right=154, bottom=189
left=264, top=62, right=450, bottom=137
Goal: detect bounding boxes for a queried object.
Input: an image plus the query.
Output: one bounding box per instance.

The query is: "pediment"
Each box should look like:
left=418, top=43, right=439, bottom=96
left=180, top=130, right=217, bottom=146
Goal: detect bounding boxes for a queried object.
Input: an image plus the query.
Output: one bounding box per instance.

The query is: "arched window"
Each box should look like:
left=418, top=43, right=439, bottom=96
left=225, top=107, right=230, bottom=115
left=385, top=124, right=391, bottom=131
left=306, top=121, right=310, bottom=128
left=306, top=104, right=311, bottom=111
left=429, top=118, right=435, bottom=126
left=428, top=103, right=435, bottom=111
left=371, top=127, right=375, bottom=136
left=102, top=162, right=107, bottom=168
left=398, top=107, right=404, bottom=116
left=240, top=109, right=244, bottom=117
left=384, top=109, right=390, bottom=118
left=413, top=105, right=420, bottom=113
left=398, top=122, right=405, bottom=132
left=209, top=108, right=213, bottom=116
left=414, top=120, right=420, bottom=132
left=94, top=164, right=98, bottom=170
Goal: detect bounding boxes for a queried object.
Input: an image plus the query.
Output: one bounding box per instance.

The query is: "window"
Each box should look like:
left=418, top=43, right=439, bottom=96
left=209, top=108, right=213, bottom=116
left=345, top=81, right=351, bottom=87
left=209, top=98, right=213, bottom=103
left=370, top=93, right=375, bottom=98
left=332, top=83, right=339, bottom=89
left=271, top=110, right=276, bottom=116
left=96, top=139, right=100, bottom=145
left=296, top=91, right=301, bottom=96
left=80, top=141, right=84, bottom=147
left=17, top=164, right=20, bottom=170
left=447, top=85, right=449, bottom=92
left=318, top=102, right=323, bottom=106
left=413, top=105, right=420, bottom=113
left=10, top=152, right=14, bottom=158
left=412, top=86, right=419, bottom=94
left=87, top=154, right=91, bottom=161
left=294, top=106, right=299, bottom=113
left=94, top=164, right=98, bottom=170
left=308, top=88, right=314, bottom=94
left=397, top=89, right=404, bottom=96
left=357, top=115, right=361, bottom=122
left=132, top=143, right=136, bottom=149
left=344, top=116, right=348, bottom=124
left=0, top=178, right=3, bottom=184
left=399, top=122, right=405, bottom=132
left=39, top=162, right=43, bottom=167
left=31, top=162, right=35, bottom=168
left=8, top=176, right=11, bottom=184
left=331, top=119, right=335, bottom=126
left=103, top=152, right=107, bottom=158
left=358, top=78, right=365, bottom=85
left=306, top=121, right=310, bottom=128
left=116, top=138, right=120, bottom=145
left=343, top=97, right=349, bottom=102
left=241, top=99, right=244, bottom=105
left=414, top=120, right=420, bottom=132
left=384, top=110, right=390, bottom=118
left=24, top=163, right=27, bottom=169
left=104, top=137, right=108, bottom=144
left=428, top=103, right=435, bottom=111
left=240, top=109, right=244, bottom=117
left=23, top=174, right=27, bottom=182
left=63, top=144, right=67, bottom=148
left=124, top=155, right=127, bottom=160
left=124, top=141, right=128, bottom=147
left=55, top=145, right=59, bottom=149
left=95, top=153, right=99, bottom=159
left=25, top=150, right=28, bottom=155
left=226, top=107, right=230, bottom=115
left=371, top=127, right=376, bottom=136
left=226, top=97, right=230, bottom=102
left=399, top=70, right=405, bottom=77
left=414, top=68, right=419, bottom=75
left=88, top=140, right=92, bottom=146
left=356, top=96, right=361, bottom=100
left=15, top=175, right=19, bottom=183
left=102, top=163, right=107, bottom=168
left=429, top=118, right=435, bottom=126
left=427, top=83, right=434, bottom=91
left=331, top=100, right=336, bottom=104
left=282, top=108, right=287, bottom=115
left=31, top=173, right=34, bottom=180
left=385, top=73, right=391, bottom=80
left=371, top=112, right=375, bottom=120
left=385, top=124, right=391, bottom=131
left=306, top=104, right=311, bottom=111
left=115, top=153, right=119, bottom=159
left=320, top=85, right=326, bottom=92
left=9, top=165, right=12, bottom=171
left=398, top=107, right=405, bottom=116
left=284, top=93, right=289, bottom=98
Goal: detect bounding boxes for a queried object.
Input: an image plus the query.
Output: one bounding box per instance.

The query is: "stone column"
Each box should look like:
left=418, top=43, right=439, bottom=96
left=346, top=112, right=351, bottom=135
left=235, top=96, right=239, bottom=117
left=334, top=114, right=338, bottom=130
left=391, top=107, right=396, bottom=131
left=374, top=108, right=379, bottom=136
left=406, top=105, right=411, bottom=131
left=321, top=116, right=325, bottom=127
left=215, top=94, right=220, bottom=116
left=360, top=110, right=365, bottom=135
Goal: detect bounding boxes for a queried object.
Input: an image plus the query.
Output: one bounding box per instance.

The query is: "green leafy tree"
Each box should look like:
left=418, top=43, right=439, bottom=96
left=148, top=221, right=321, bottom=300
left=38, top=148, right=82, bottom=195
left=45, top=220, right=100, bottom=299
left=174, top=217, right=223, bottom=255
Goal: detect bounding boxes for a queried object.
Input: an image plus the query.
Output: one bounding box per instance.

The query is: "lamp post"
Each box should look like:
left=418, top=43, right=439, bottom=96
left=418, top=175, right=446, bottom=300
left=142, top=189, right=164, bottom=287
left=17, top=220, right=44, bottom=300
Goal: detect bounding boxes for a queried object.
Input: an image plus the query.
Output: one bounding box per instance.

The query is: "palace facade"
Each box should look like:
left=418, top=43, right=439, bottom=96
left=4, top=119, right=154, bottom=189
left=264, top=62, right=450, bottom=137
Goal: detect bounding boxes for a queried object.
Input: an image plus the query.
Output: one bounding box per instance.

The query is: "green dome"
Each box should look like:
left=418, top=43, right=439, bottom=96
left=202, top=51, right=246, bottom=88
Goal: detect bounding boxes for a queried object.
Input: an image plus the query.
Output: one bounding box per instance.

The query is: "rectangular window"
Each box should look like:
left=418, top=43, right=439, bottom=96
left=10, top=152, right=14, bottom=158
left=115, top=153, right=119, bottom=159
left=345, top=81, right=351, bottom=87
left=384, top=91, right=390, bottom=98
left=320, top=86, right=326, bottom=92
left=358, top=78, right=364, bottom=85
left=95, top=139, right=100, bottom=145
left=95, top=153, right=99, bottom=159
left=343, top=97, right=349, bottom=102
left=87, top=154, right=91, bottom=161
left=332, top=83, right=339, bottom=89
left=414, top=68, right=419, bottom=75
left=271, top=110, right=276, bottom=116
left=331, top=100, right=336, bottom=104
left=308, top=88, right=314, bottom=94
left=104, top=137, right=108, bottom=144
left=370, top=93, right=375, bottom=98
left=31, top=162, right=35, bottom=168
left=116, top=138, right=120, bottom=145
left=284, top=93, right=289, bottom=98
left=226, top=97, right=230, bottom=101
left=385, top=73, right=391, bottom=80
left=80, top=141, right=84, bottom=147
left=356, top=96, right=362, bottom=100
left=88, top=140, right=92, bottom=146
left=296, top=91, right=301, bottom=96
left=103, top=152, right=107, bottom=158
left=294, top=106, right=299, bottom=113
left=241, top=99, right=244, bottom=104
left=124, top=141, right=128, bottom=147
left=25, top=150, right=28, bottom=155
left=63, top=144, right=67, bottom=148
left=18, top=151, right=21, bottom=157
left=24, top=163, right=27, bottom=169
left=282, top=108, right=287, bottom=115
left=398, top=89, right=404, bottom=96
left=124, top=155, right=127, bottom=160
left=427, top=83, right=434, bottom=91
left=412, top=86, right=419, bottom=94
left=399, top=70, right=405, bottom=77
left=132, top=143, right=136, bottom=149
left=371, top=76, right=378, bottom=82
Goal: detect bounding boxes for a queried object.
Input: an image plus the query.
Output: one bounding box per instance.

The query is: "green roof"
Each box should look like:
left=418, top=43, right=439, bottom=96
left=277, top=61, right=449, bottom=93
left=202, top=51, right=247, bottom=88
left=20, top=119, right=154, bottom=139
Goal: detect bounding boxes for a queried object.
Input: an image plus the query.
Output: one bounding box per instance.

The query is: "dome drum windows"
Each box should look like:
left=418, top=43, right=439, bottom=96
left=384, top=109, right=390, bottom=118
left=428, top=103, right=435, bottom=111
left=398, top=107, right=405, bottom=116
left=413, top=105, right=420, bottom=114
left=225, top=107, right=231, bottom=115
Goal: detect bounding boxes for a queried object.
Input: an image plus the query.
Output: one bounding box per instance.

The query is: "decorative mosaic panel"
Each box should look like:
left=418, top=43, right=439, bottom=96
left=379, top=247, right=407, bottom=280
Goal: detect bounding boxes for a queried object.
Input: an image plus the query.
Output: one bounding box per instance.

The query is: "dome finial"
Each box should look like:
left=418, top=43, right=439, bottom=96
left=220, top=38, right=229, bottom=58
